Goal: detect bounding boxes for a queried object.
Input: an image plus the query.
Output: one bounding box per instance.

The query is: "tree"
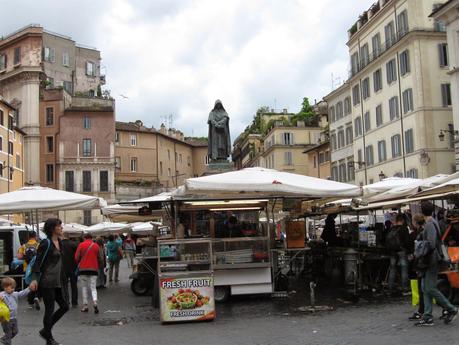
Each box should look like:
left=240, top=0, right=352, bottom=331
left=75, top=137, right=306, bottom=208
left=298, top=97, right=315, bottom=117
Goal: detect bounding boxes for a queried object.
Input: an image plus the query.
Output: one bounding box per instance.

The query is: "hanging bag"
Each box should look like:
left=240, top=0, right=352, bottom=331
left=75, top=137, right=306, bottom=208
left=24, top=239, right=51, bottom=285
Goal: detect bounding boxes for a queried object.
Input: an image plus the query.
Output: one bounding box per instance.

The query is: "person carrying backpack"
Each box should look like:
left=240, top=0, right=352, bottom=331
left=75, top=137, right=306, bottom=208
left=16, top=231, right=40, bottom=310
left=386, top=214, right=410, bottom=294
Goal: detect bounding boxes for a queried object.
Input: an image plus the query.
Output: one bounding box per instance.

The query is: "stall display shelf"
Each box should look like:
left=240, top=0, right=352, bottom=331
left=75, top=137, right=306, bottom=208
left=214, top=262, right=271, bottom=270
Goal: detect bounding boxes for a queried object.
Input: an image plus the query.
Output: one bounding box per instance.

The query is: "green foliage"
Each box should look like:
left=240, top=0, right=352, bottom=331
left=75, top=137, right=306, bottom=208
left=291, top=97, right=317, bottom=126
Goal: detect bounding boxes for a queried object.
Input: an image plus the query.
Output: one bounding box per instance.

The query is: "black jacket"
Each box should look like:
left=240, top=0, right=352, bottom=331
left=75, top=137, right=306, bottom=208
left=32, top=238, right=66, bottom=288
left=61, top=238, right=78, bottom=275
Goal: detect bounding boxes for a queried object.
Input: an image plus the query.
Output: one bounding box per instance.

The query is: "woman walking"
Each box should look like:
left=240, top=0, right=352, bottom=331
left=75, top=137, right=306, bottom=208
left=95, top=237, right=107, bottom=289
left=123, top=235, right=136, bottom=269
left=30, top=218, right=69, bottom=345
left=106, top=235, right=122, bottom=283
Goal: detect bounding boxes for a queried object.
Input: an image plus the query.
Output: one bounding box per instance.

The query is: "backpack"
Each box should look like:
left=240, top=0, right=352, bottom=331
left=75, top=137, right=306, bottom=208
left=23, top=243, right=37, bottom=264
left=24, top=239, right=51, bottom=285
left=385, top=228, right=401, bottom=251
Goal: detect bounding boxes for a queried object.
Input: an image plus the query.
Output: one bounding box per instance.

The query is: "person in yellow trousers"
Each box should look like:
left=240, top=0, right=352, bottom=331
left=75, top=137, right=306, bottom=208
left=17, top=232, right=40, bottom=310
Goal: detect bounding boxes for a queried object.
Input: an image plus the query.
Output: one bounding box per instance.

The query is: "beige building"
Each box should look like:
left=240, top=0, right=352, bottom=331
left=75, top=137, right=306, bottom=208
left=431, top=0, right=459, bottom=170
left=115, top=121, right=208, bottom=201
left=0, top=97, right=25, bottom=194
left=0, top=25, right=104, bottom=185
left=303, top=141, right=331, bottom=179
left=343, top=0, right=454, bottom=185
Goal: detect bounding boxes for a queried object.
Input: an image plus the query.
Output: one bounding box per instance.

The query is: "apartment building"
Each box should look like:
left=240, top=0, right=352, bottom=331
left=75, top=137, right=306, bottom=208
left=0, top=25, right=104, bottom=185
left=324, top=83, right=356, bottom=183
left=0, top=97, right=24, bottom=194
left=346, top=0, right=454, bottom=185
left=431, top=0, right=459, bottom=170
left=303, top=140, right=331, bottom=179
left=115, top=121, right=208, bottom=201
left=39, top=89, right=115, bottom=225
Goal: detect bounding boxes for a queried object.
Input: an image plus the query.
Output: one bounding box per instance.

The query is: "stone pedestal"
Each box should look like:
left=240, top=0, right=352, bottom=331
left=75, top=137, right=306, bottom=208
left=204, top=160, right=233, bottom=175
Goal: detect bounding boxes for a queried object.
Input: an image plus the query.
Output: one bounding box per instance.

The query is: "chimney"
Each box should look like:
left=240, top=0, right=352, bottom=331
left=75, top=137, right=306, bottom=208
left=283, top=108, right=287, bottom=114
left=160, top=123, right=167, bottom=134
left=135, top=120, right=143, bottom=127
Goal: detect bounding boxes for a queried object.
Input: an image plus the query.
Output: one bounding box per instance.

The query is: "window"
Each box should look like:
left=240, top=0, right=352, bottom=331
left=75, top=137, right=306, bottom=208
left=376, top=104, right=383, bottom=127
left=284, top=151, right=293, bottom=165
left=344, top=97, right=351, bottom=115
left=179, top=153, right=182, bottom=163
left=88, top=90, right=95, bottom=97
left=83, top=210, right=92, bottom=226
left=329, top=106, right=335, bottom=123
left=86, top=61, right=96, bottom=76
left=352, top=84, right=360, bottom=106
left=115, top=156, right=121, bottom=169
left=0, top=162, right=3, bottom=177
left=345, top=126, right=353, bottom=145
left=434, top=20, right=446, bottom=32
left=46, top=164, right=54, bottom=183
left=448, top=124, right=455, bottom=149
left=439, top=43, right=449, bottom=67
left=282, top=132, right=294, bottom=145
left=339, top=162, right=347, bottom=182
left=8, top=141, right=13, bottom=155
left=389, top=96, right=399, bottom=120
left=331, top=165, right=338, bottom=181
left=386, top=59, right=397, bottom=84
left=160, top=161, right=163, bottom=175
left=82, top=139, right=91, bottom=157
left=100, top=171, right=109, bottom=192
left=130, top=158, right=137, bottom=172
left=13, top=47, right=21, bottom=65
left=372, top=33, right=381, bottom=58
left=406, top=168, right=418, bottom=178
left=168, top=149, right=171, bottom=160
left=46, top=77, right=54, bottom=88
left=405, top=128, right=414, bottom=154
left=15, top=154, right=20, bottom=169
left=319, top=152, right=325, bottom=164
left=391, top=134, right=401, bottom=157
left=46, top=136, right=53, bottom=153
left=402, top=88, right=413, bottom=113
left=373, top=69, right=382, bottom=92
left=357, top=149, right=363, bottom=164
left=313, top=155, right=317, bottom=168
left=441, top=83, right=452, bottom=107
left=347, top=159, right=355, bottom=181
left=362, top=77, right=370, bottom=100
left=82, top=171, right=91, bottom=192
left=397, top=10, right=409, bottom=36
left=354, top=117, right=362, bottom=137
left=83, top=115, right=90, bottom=129
left=365, top=145, right=374, bottom=166
left=62, top=51, right=70, bottom=66
left=336, top=102, right=343, bottom=119
left=115, top=131, right=120, bottom=143
left=331, top=133, right=337, bottom=150
left=378, top=140, right=387, bottom=162
left=63, top=81, right=72, bottom=94
left=187, top=156, right=191, bottom=166
left=400, top=50, right=410, bottom=75
left=46, top=107, right=54, bottom=126
left=0, top=137, right=2, bottom=151
left=8, top=115, right=13, bottom=130
left=65, top=171, right=74, bottom=192
left=360, top=43, right=369, bottom=68
left=168, top=168, right=171, bottom=177
left=0, top=54, right=6, bottom=71
left=0, top=110, right=3, bottom=126
left=351, top=52, right=359, bottom=75
left=43, top=47, right=55, bottom=63
left=338, top=130, right=345, bottom=148
left=384, top=21, right=395, bottom=47
left=364, top=111, right=371, bottom=132
left=130, top=134, right=137, bottom=146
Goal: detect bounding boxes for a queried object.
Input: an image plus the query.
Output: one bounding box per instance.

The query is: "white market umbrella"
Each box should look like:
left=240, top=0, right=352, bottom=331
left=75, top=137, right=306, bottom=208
left=130, top=192, right=173, bottom=203
left=414, top=177, right=459, bottom=198
left=362, top=177, right=420, bottom=197
left=85, top=222, right=131, bottom=236
left=0, top=186, right=107, bottom=214
left=178, top=167, right=361, bottom=198
left=130, top=221, right=162, bottom=235
left=62, top=223, right=88, bottom=235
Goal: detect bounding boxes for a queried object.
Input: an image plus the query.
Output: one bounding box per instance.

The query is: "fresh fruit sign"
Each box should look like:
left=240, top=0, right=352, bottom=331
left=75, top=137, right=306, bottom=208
left=160, top=276, right=215, bottom=322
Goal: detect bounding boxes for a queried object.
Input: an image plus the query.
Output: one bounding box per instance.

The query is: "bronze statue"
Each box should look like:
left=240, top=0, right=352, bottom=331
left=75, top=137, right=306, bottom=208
left=208, top=100, right=231, bottom=161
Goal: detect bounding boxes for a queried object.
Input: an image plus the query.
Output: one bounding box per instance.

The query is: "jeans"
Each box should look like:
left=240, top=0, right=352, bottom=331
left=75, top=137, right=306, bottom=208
left=40, top=287, right=69, bottom=340
left=97, top=267, right=106, bottom=287
left=388, top=251, right=409, bottom=290
left=108, top=260, right=120, bottom=282
left=63, top=273, right=78, bottom=306
left=422, top=268, right=457, bottom=320
left=80, top=275, right=98, bottom=305
left=125, top=251, right=135, bottom=268
left=417, top=277, right=424, bottom=314
left=1, top=319, right=18, bottom=345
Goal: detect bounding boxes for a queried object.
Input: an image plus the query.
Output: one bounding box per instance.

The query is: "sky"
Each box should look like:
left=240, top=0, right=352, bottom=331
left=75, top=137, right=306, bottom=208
left=1, top=0, right=375, bottom=140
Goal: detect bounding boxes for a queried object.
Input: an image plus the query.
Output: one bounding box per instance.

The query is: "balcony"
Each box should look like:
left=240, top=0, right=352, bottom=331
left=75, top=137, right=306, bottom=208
left=65, top=96, right=114, bottom=112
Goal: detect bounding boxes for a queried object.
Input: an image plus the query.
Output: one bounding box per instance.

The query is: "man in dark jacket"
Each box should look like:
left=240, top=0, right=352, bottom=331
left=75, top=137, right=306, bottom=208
left=61, top=237, right=78, bottom=307
left=415, top=202, right=458, bottom=326
left=387, top=214, right=410, bottom=293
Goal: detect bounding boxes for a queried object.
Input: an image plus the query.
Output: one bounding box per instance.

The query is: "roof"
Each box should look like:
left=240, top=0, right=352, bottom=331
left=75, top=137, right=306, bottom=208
left=0, top=96, right=16, bottom=111
left=116, top=121, right=208, bottom=147
left=429, top=0, right=453, bottom=17
left=302, top=140, right=330, bottom=153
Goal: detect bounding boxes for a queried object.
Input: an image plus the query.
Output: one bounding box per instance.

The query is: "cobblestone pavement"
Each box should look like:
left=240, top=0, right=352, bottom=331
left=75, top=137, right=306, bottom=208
left=12, top=262, right=459, bottom=345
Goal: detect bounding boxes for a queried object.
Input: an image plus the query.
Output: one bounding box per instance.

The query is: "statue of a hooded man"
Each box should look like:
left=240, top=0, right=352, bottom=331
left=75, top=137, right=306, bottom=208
left=208, top=100, right=231, bottom=161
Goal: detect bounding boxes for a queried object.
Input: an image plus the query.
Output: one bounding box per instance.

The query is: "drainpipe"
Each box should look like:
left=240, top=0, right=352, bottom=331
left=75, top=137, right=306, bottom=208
left=357, top=38, right=368, bottom=185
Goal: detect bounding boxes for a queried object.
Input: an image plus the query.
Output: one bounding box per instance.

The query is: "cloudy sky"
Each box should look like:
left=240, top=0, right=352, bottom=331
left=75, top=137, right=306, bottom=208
left=2, top=0, right=374, bottom=139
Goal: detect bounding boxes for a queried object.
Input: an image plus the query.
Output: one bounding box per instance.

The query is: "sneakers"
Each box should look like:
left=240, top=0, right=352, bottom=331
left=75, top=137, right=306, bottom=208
left=415, top=318, right=434, bottom=326
left=34, top=297, right=40, bottom=311
left=444, top=309, right=458, bottom=325
left=408, top=312, right=422, bottom=321
left=80, top=306, right=89, bottom=313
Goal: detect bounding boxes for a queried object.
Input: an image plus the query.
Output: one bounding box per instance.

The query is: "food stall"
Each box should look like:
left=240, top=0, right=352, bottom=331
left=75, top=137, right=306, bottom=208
left=158, top=239, right=215, bottom=322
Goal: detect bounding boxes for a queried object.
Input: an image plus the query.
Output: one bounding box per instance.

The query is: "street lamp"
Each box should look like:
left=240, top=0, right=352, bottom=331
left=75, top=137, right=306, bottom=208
left=378, top=171, right=386, bottom=181
left=438, top=129, right=459, bottom=142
